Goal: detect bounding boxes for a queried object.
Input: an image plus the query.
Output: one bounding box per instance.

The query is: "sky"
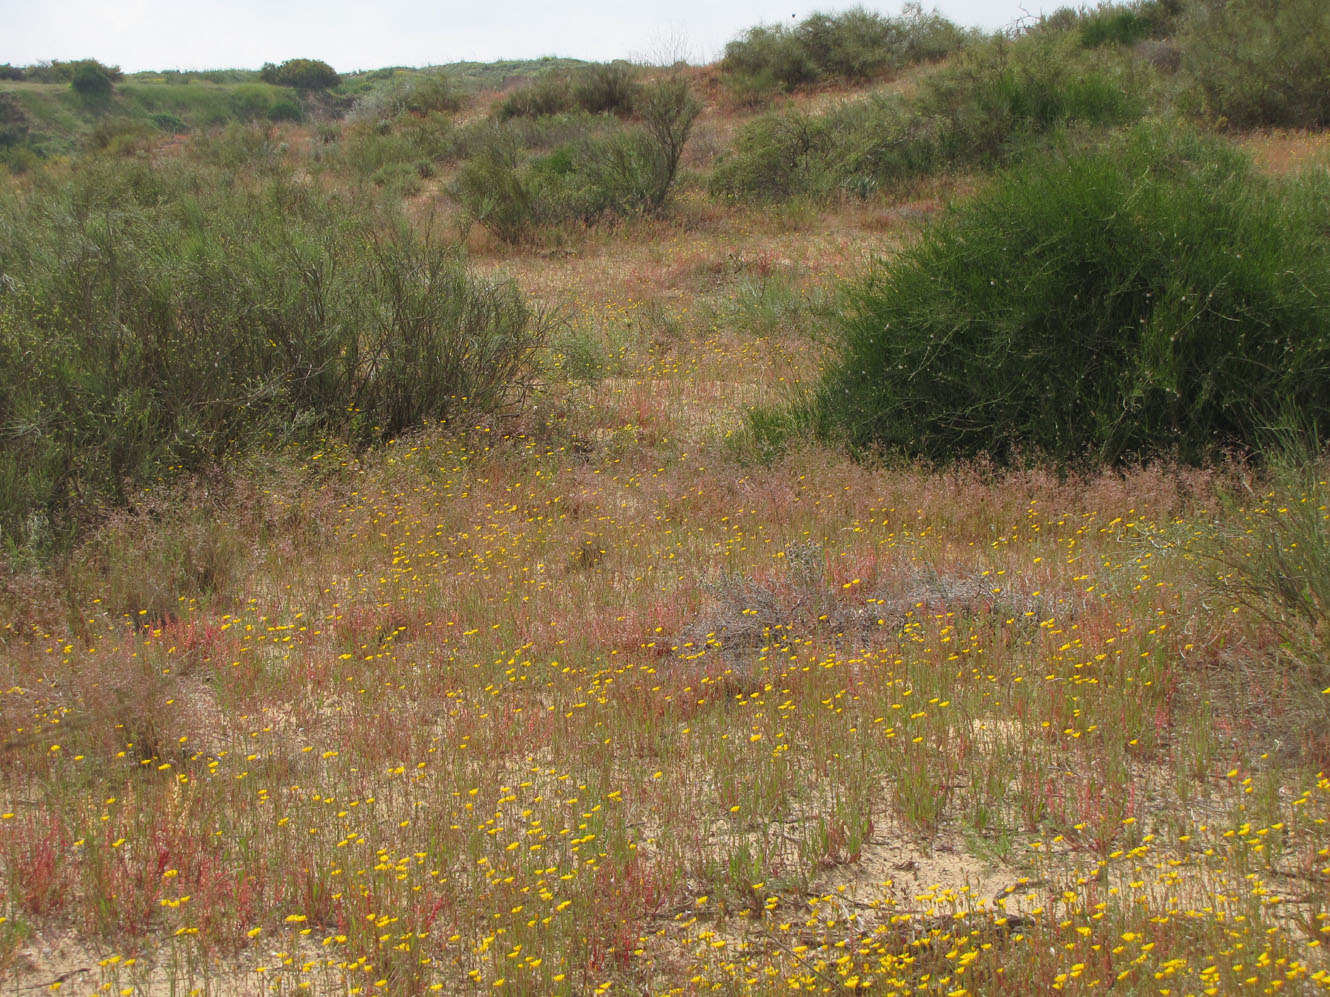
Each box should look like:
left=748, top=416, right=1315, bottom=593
left=0, top=0, right=1056, bottom=74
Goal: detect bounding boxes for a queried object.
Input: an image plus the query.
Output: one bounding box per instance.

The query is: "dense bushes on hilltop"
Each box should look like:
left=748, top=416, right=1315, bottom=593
left=70, top=61, right=115, bottom=99
left=261, top=58, right=340, bottom=90
left=712, top=30, right=1147, bottom=202
left=8, top=58, right=124, bottom=84
left=720, top=3, right=972, bottom=99
left=1036, top=0, right=1183, bottom=48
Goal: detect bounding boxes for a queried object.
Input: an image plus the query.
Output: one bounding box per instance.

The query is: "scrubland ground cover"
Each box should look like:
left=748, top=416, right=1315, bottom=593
left=3, top=4, right=1330, bottom=994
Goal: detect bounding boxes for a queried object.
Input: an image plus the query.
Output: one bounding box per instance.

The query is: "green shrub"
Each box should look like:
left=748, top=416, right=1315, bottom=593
left=918, top=34, right=1144, bottom=164
left=452, top=131, right=534, bottom=242
left=722, top=24, right=818, bottom=96
left=53, top=59, right=123, bottom=86
left=149, top=112, right=189, bottom=133
left=0, top=157, right=550, bottom=554
left=721, top=4, right=971, bottom=97
left=20, top=62, right=63, bottom=83
left=638, top=76, right=701, bottom=209
left=267, top=98, right=303, bottom=122
left=574, top=131, right=663, bottom=215
left=352, top=71, right=462, bottom=121
left=1195, top=445, right=1330, bottom=686
left=798, top=5, right=966, bottom=79
left=1077, top=2, right=1179, bottom=48
left=811, top=123, right=1330, bottom=465
left=722, top=268, right=827, bottom=339
left=444, top=112, right=603, bottom=164
left=231, top=83, right=280, bottom=121
left=1177, top=0, right=1330, bottom=128
left=455, top=77, right=699, bottom=240
left=70, top=61, right=113, bottom=103
left=497, top=76, right=575, bottom=120
left=86, top=118, right=154, bottom=156
left=571, top=62, right=639, bottom=116
left=0, top=142, right=41, bottom=174
left=899, top=2, right=974, bottom=63
left=261, top=58, right=340, bottom=90
left=553, top=331, right=607, bottom=384
left=336, top=114, right=454, bottom=180
left=709, top=109, right=835, bottom=202
left=401, top=72, right=461, bottom=115
left=190, top=122, right=283, bottom=171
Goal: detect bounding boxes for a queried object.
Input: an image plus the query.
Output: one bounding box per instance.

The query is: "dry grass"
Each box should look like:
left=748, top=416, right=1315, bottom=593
left=3, top=109, right=1330, bottom=997
left=1238, top=129, right=1330, bottom=176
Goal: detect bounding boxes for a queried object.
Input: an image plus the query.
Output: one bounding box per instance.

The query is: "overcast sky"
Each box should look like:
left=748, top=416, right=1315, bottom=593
left=1, top=1, right=1056, bottom=73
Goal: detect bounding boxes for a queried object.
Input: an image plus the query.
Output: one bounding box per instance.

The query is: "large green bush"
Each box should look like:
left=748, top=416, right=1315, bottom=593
left=452, top=131, right=535, bottom=242
left=811, top=124, right=1330, bottom=465
left=0, top=157, right=550, bottom=553
left=1177, top=0, right=1330, bottom=128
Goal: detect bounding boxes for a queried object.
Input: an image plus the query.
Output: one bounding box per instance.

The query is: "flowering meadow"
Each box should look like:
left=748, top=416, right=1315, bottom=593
left=2, top=95, right=1329, bottom=997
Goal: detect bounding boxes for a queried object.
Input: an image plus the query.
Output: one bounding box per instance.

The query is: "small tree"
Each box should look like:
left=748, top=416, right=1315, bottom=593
left=639, top=76, right=700, bottom=212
